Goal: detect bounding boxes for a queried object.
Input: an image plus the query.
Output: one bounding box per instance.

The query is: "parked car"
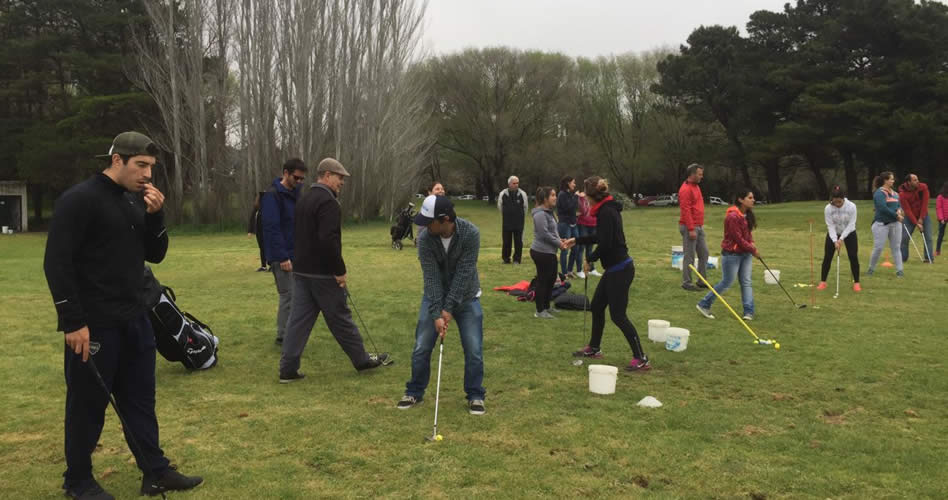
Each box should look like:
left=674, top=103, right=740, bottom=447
left=458, top=194, right=475, bottom=200
left=709, top=196, right=726, bottom=206
left=636, top=195, right=657, bottom=207
left=649, top=195, right=676, bottom=207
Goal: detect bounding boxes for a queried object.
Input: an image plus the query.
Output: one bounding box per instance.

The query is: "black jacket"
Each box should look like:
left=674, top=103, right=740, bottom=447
left=294, top=183, right=346, bottom=276
left=575, top=199, right=629, bottom=268
left=44, top=174, right=169, bottom=333
left=499, top=188, right=527, bottom=231
left=556, top=190, right=578, bottom=225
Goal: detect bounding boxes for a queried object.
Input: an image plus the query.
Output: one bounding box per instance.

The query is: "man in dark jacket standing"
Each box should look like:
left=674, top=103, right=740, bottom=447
left=262, top=158, right=307, bottom=344
left=497, top=175, right=528, bottom=264
left=899, top=173, right=934, bottom=263
left=278, top=158, right=390, bottom=382
left=44, top=132, right=202, bottom=499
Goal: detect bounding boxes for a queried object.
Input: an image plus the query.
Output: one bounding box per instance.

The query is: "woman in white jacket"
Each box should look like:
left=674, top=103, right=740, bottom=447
left=819, top=186, right=861, bottom=292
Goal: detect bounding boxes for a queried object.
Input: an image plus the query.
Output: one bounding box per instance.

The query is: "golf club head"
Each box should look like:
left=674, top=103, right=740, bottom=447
left=797, top=304, right=807, bottom=309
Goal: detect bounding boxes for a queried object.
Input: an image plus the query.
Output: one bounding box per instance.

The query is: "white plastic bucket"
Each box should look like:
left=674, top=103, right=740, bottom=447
left=588, top=364, right=618, bottom=395
left=764, top=269, right=780, bottom=285
left=1, top=226, right=7, bottom=234
left=707, top=256, right=718, bottom=269
left=648, top=319, right=670, bottom=343
left=671, top=246, right=684, bottom=269
left=665, top=327, right=690, bottom=352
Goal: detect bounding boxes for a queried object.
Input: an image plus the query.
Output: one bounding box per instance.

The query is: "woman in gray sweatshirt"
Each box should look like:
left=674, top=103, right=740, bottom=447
left=531, top=187, right=574, bottom=318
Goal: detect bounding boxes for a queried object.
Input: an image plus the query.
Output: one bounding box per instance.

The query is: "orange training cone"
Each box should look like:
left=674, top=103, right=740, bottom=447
left=881, top=247, right=894, bottom=268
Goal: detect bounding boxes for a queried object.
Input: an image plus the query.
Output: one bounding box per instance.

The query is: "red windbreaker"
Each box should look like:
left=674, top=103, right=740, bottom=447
left=721, top=206, right=756, bottom=254
left=898, top=182, right=930, bottom=225
left=678, top=182, right=705, bottom=230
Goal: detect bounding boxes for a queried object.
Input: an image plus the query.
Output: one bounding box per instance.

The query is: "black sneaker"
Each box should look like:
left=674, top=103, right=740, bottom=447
left=141, top=466, right=203, bottom=496
left=256, top=266, right=267, bottom=272
left=681, top=283, right=699, bottom=291
left=64, top=480, right=114, bottom=500
left=279, top=371, right=305, bottom=383
left=468, top=399, right=486, bottom=415
left=396, top=395, right=422, bottom=409
left=274, top=337, right=283, bottom=345
left=357, top=353, right=392, bottom=371
left=696, top=281, right=709, bottom=289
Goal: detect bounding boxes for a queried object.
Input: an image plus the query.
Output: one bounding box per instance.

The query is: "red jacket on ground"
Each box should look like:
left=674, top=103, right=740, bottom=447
left=898, top=181, right=930, bottom=225
left=678, top=181, right=705, bottom=230
left=721, top=206, right=756, bottom=254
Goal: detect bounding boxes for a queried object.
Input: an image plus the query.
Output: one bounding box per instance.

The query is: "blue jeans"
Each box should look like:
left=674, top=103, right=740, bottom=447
left=698, top=252, right=754, bottom=316
left=901, top=215, right=934, bottom=262
left=405, top=296, right=485, bottom=401
left=557, top=222, right=580, bottom=274
left=577, top=224, right=596, bottom=270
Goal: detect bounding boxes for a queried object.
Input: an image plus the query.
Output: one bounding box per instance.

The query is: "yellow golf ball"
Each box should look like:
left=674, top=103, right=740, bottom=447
left=435, top=434, right=443, bottom=441
left=774, top=343, right=781, bottom=350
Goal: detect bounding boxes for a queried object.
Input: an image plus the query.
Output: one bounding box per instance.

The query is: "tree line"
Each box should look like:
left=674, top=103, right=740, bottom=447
left=1, top=0, right=945, bottom=227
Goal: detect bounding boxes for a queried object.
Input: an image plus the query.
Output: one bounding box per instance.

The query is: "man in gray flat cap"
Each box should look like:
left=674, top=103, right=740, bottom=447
left=278, top=158, right=391, bottom=382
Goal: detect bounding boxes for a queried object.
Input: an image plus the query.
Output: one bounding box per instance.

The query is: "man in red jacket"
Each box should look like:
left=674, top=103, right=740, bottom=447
left=899, top=173, right=934, bottom=263
left=678, top=164, right=709, bottom=290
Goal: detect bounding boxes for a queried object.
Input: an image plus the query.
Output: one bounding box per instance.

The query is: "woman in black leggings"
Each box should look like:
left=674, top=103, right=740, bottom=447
left=818, top=186, right=861, bottom=292
left=571, top=176, right=649, bottom=371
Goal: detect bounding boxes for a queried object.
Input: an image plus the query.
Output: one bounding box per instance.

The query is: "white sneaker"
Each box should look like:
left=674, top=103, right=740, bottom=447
left=534, top=310, right=555, bottom=319
left=576, top=271, right=586, bottom=279
left=547, top=307, right=561, bottom=313
left=588, top=269, right=603, bottom=277
left=696, top=304, right=715, bottom=319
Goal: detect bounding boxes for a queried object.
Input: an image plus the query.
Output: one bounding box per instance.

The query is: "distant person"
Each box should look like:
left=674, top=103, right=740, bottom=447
left=937, top=182, right=948, bottom=256
left=899, top=173, right=934, bottom=262
left=530, top=187, right=574, bottom=319
left=818, top=186, right=861, bottom=292
left=416, top=181, right=446, bottom=244
left=279, top=158, right=390, bottom=382
left=678, top=163, right=709, bottom=291
left=556, top=176, right=581, bottom=278
left=497, top=176, right=528, bottom=264
left=696, top=188, right=759, bottom=321
left=866, top=172, right=904, bottom=276
left=262, top=158, right=307, bottom=344
left=572, top=177, right=650, bottom=371
left=43, top=131, right=202, bottom=499
left=396, top=195, right=487, bottom=415
left=247, top=191, right=267, bottom=271
left=576, top=183, right=601, bottom=277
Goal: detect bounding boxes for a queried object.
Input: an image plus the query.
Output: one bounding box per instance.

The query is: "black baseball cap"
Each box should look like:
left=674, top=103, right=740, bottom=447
left=96, top=131, right=160, bottom=159
left=414, top=195, right=455, bottom=225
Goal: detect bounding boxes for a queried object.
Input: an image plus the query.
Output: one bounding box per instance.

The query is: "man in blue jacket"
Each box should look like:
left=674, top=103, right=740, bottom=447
left=262, top=158, right=307, bottom=344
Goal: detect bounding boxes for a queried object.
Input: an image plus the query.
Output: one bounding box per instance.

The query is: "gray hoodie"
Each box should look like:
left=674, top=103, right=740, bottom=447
left=531, top=206, right=561, bottom=254
left=824, top=198, right=857, bottom=241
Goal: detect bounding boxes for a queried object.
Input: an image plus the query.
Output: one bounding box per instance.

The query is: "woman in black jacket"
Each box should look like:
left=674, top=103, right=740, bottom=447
left=571, top=176, right=649, bottom=371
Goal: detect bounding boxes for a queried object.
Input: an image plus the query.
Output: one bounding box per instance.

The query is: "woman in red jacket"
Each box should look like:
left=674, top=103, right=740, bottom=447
left=696, top=189, right=759, bottom=321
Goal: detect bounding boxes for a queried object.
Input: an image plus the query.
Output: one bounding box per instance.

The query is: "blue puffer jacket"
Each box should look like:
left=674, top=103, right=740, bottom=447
left=261, top=178, right=300, bottom=263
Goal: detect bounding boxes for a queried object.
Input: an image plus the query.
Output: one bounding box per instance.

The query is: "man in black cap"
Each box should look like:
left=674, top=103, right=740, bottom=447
left=44, top=132, right=202, bottom=499
left=396, top=195, right=487, bottom=415
left=278, top=157, right=390, bottom=382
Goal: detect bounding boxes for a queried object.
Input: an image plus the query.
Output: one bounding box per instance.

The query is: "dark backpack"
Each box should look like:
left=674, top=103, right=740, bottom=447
left=143, top=268, right=219, bottom=370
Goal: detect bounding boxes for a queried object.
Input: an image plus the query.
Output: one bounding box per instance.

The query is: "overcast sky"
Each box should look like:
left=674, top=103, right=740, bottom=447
left=422, top=0, right=791, bottom=58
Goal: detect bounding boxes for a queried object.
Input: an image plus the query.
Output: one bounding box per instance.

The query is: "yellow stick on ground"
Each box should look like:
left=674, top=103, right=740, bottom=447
left=690, top=264, right=781, bottom=349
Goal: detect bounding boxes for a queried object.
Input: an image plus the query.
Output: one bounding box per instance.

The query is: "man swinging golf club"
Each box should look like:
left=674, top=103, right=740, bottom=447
left=44, top=132, right=202, bottom=499
left=396, top=195, right=486, bottom=415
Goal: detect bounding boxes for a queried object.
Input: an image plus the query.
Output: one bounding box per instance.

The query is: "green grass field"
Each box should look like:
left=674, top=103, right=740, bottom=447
left=2, top=200, right=947, bottom=499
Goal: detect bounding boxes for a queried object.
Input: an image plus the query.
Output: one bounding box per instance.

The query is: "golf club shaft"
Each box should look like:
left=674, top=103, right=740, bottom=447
left=920, top=226, right=933, bottom=262
left=432, top=340, right=443, bottom=437
left=835, top=248, right=840, bottom=296
left=689, top=265, right=761, bottom=342
left=756, top=256, right=802, bottom=308
left=809, top=220, right=815, bottom=306
left=582, top=272, right=588, bottom=343
left=904, top=224, right=924, bottom=262
left=346, top=288, right=380, bottom=354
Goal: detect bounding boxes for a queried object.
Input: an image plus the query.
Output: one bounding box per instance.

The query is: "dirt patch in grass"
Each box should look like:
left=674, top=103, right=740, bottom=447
left=0, top=431, right=46, bottom=444
left=727, top=425, right=772, bottom=437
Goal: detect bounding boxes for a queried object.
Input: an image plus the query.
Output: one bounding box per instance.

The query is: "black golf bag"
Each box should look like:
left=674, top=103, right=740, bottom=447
left=390, top=202, right=415, bottom=250
left=143, top=267, right=219, bottom=370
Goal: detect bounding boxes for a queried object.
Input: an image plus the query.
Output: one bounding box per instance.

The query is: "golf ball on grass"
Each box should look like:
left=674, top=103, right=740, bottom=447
left=774, top=343, right=781, bottom=350
left=435, top=434, right=443, bottom=441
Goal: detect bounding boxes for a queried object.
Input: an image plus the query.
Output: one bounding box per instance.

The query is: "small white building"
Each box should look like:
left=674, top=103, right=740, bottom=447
left=0, top=181, right=28, bottom=232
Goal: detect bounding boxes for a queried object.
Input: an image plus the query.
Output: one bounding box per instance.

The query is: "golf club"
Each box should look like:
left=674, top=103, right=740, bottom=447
left=756, top=255, right=806, bottom=309
left=689, top=265, right=780, bottom=349
left=346, top=288, right=394, bottom=365
left=809, top=220, right=815, bottom=307
left=903, top=224, right=924, bottom=262
left=424, top=338, right=444, bottom=443
left=834, top=247, right=840, bottom=299
left=87, top=351, right=168, bottom=500
left=573, top=267, right=590, bottom=367
left=921, top=227, right=933, bottom=263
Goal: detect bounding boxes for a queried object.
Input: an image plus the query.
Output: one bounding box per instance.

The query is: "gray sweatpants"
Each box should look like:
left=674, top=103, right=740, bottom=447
left=279, top=274, right=372, bottom=374
left=679, top=224, right=709, bottom=286
left=270, top=264, right=293, bottom=341
left=868, top=221, right=903, bottom=273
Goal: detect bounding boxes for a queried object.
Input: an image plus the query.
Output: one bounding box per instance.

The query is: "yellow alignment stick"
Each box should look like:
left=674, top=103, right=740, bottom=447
left=689, top=264, right=781, bottom=348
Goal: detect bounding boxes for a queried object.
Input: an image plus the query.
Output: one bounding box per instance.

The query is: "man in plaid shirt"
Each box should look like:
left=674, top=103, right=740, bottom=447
left=396, top=195, right=486, bottom=415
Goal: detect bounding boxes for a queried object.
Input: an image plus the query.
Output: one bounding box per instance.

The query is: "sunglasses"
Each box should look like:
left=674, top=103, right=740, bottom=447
left=292, top=175, right=305, bottom=182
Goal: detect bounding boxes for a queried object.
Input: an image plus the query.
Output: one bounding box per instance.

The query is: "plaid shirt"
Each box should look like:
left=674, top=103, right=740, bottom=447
left=417, top=217, right=481, bottom=320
